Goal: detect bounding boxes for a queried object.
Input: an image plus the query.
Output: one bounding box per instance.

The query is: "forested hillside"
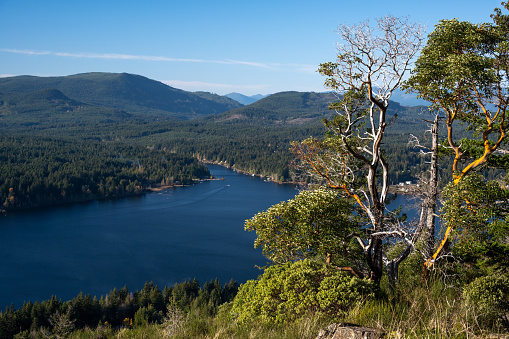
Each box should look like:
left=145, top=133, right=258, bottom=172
left=0, top=73, right=435, bottom=211
left=0, top=136, right=210, bottom=210
left=0, top=72, right=242, bottom=120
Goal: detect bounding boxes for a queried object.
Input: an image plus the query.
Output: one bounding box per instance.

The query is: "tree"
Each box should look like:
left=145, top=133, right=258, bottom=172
left=441, top=174, right=509, bottom=276
left=408, top=115, right=440, bottom=264
left=49, top=306, right=75, bottom=339
left=291, top=15, right=424, bottom=287
left=404, top=3, right=509, bottom=268
left=245, top=188, right=364, bottom=276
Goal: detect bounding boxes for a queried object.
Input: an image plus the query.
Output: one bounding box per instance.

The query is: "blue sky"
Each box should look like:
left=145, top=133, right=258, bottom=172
left=0, top=0, right=504, bottom=96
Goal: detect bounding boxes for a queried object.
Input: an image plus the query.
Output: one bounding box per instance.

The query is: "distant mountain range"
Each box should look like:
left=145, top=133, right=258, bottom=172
left=0, top=72, right=243, bottom=120
left=224, top=89, right=425, bottom=107
left=0, top=72, right=427, bottom=130
left=225, top=92, right=267, bottom=105
left=207, top=91, right=428, bottom=132
left=210, top=91, right=338, bottom=125
left=389, top=88, right=427, bottom=107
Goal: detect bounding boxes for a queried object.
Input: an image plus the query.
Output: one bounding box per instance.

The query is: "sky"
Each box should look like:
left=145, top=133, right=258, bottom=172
left=0, top=0, right=505, bottom=96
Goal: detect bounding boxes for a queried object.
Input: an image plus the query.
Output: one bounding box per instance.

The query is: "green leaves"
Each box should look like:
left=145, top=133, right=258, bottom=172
left=231, top=260, right=376, bottom=324
left=245, top=188, right=360, bottom=266
left=404, top=19, right=499, bottom=112
left=441, top=174, right=509, bottom=274
left=404, top=11, right=509, bottom=184
left=463, top=274, right=509, bottom=327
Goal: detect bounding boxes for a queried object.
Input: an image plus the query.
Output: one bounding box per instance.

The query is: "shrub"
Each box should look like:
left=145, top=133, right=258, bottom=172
left=463, top=274, right=509, bottom=327
left=316, top=274, right=376, bottom=316
left=231, top=259, right=377, bottom=324
left=133, top=305, right=163, bottom=327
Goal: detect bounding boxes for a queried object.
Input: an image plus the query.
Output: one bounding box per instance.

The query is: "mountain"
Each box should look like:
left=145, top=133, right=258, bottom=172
left=225, top=92, right=267, bottom=105
left=0, top=75, right=429, bottom=138
left=0, top=72, right=242, bottom=120
left=194, top=91, right=244, bottom=107
left=212, top=91, right=337, bottom=125
left=0, top=88, right=134, bottom=129
left=388, top=88, right=427, bottom=107
left=205, top=91, right=428, bottom=134
left=224, top=90, right=427, bottom=108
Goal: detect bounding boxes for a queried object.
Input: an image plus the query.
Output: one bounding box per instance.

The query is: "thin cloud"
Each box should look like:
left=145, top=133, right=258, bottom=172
left=0, top=48, right=316, bottom=72
left=225, top=59, right=274, bottom=69
left=0, top=48, right=276, bottom=69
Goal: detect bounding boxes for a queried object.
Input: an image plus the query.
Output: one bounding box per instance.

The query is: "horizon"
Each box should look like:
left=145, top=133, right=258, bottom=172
left=0, top=0, right=504, bottom=96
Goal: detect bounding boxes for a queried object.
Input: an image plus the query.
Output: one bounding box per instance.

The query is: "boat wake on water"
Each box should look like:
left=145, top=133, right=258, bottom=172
left=163, top=185, right=230, bottom=208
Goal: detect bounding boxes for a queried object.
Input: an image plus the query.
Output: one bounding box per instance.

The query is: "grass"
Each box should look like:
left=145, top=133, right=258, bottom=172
left=23, top=260, right=509, bottom=339
left=63, top=287, right=507, bottom=339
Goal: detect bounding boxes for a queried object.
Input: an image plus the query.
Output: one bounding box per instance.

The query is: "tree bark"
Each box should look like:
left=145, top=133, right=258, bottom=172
left=424, top=115, right=439, bottom=260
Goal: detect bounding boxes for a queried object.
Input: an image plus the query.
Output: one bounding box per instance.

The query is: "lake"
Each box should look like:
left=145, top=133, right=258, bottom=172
left=0, top=165, right=420, bottom=309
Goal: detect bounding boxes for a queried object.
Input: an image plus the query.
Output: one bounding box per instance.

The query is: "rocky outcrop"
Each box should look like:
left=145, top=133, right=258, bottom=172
left=316, top=323, right=385, bottom=339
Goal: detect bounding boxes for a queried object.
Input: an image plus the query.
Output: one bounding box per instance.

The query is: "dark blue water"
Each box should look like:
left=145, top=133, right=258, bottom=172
left=0, top=165, right=300, bottom=309
left=0, top=165, right=420, bottom=309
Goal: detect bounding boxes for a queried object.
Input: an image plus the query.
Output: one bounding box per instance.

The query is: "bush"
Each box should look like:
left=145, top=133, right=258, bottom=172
left=231, top=259, right=377, bottom=324
left=133, top=305, right=163, bottom=327
left=316, top=274, right=376, bottom=315
left=463, top=274, right=509, bottom=327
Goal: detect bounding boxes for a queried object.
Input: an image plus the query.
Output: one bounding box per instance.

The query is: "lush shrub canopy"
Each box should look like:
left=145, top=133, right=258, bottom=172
left=231, top=259, right=377, bottom=324
left=463, top=274, right=509, bottom=327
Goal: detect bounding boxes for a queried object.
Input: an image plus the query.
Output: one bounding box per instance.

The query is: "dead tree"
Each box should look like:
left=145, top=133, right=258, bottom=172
left=409, top=115, right=440, bottom=264
left=293, top=16, right=425, bottom=286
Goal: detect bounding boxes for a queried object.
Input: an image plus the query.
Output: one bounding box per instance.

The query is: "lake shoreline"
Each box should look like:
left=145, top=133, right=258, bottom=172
left=0, top=165, right=299, bottom=309
left=2, top=159, right=419, bottom=214
left=1, top=174, right=220, bottom=213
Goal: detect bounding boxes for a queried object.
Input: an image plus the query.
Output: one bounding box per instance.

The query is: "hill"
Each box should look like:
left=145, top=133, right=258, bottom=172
left=208, top=91, right=428, bottom=133
left=0, top=72, right=243, bottom=120
left=210, top=91, right=337, bottom=125
left=0, top=88, right=134, bottom=130
left=0, top=76, right=436, bottom=199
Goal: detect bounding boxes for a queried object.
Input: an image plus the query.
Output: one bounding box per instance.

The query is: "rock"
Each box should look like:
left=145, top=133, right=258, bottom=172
left=316, top=323, right=385, bottom=339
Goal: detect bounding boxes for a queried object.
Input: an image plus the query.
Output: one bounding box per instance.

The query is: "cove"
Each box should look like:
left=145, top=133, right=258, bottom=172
left=0, top=165, right=421, bottom=310
left=0, top=165, right=299, bottom=309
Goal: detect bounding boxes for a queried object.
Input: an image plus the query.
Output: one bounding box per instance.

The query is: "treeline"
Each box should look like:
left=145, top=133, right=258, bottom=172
left=0, top=279, right=239, bottom=339
left=0, top=94, right=443, bottom=210
left=0, top=136, right=210, bottom=211
left=0, top=84, right=439, bottom=192
left=0, top=117, right=464, bottom=212
left=97, top=121, right=326, bottom=183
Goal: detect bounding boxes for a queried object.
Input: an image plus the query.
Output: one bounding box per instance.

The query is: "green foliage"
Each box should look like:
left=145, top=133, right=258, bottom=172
left=441, top=174, right=509, bottom=276
left=404, top=19, right=500, bottom=113
left=463, top=274, right=509, bottom=327
left=133, top=305, right=162, bottom=327
left=403, top=12, right=509, bottom=184
left=231, top=259, right=377, bottom=325
left=316, top=275, right=376, bottom=316
left=48, top=306, right=75, bottom=337
left=0, top=136, right=210, bottom=210
left=0, top=279, right=237, bottom=338
left=245, top=188, right=361, bottom=266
